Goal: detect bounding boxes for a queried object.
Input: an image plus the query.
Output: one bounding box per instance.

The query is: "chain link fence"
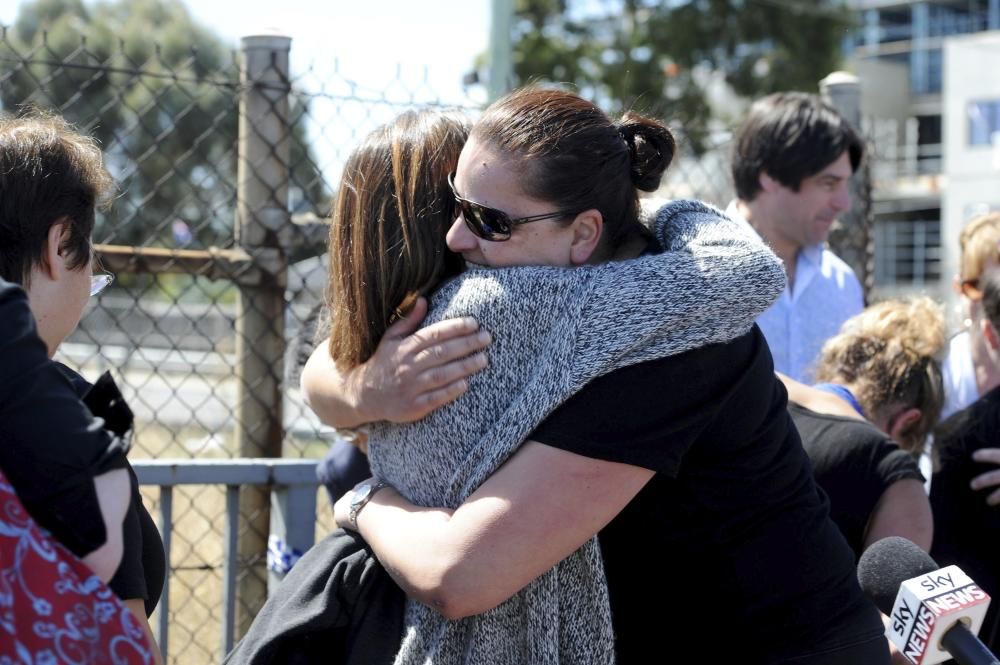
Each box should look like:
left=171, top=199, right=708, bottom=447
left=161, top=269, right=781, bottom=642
left=0, top=28, right=487, bottom=663
left=0, top=26, right=876, bottom=664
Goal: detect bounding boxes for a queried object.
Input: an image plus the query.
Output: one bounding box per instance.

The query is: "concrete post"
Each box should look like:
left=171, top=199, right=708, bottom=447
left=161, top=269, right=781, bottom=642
left=821, top=70, right=874, bottom=301
left=234, top=32, right=291, bottom=638
left=488, top=0, right=514, bottom=101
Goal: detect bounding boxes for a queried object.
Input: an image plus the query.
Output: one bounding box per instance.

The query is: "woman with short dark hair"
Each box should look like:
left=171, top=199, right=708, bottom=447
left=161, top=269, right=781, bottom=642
left=0, top=112, right=164, bottom=661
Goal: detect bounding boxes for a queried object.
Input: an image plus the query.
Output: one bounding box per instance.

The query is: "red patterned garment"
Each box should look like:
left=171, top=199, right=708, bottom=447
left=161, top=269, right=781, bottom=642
left=0, top=471, right=154, bottom=664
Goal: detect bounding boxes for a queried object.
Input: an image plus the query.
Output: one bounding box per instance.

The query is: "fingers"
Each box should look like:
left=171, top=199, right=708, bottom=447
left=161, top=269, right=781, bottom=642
left=385, top=355, right=488, bottom=423
left=405, top=315, right=482, bottom=353
left=411, top=330, right=492, bottom=371
left=970, top=449, right=1000, bottom=506
left=384, top=297, right=429, bottom=339
left=403, top=378, right=475, bottom=421
left=972, top=448, right=1000, bottom=465
left=971, top=467, right=1000, bottom=493
left=423, top=352, right=489, bottom=390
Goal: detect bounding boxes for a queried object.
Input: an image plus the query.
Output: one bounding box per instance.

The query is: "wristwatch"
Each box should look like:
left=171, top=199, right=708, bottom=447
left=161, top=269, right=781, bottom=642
left=349, top=480, right=389, bottom=529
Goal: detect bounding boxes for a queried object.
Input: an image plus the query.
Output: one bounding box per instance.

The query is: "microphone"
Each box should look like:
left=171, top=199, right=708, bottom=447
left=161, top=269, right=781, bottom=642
left=857, top=536, right=997, bottom=665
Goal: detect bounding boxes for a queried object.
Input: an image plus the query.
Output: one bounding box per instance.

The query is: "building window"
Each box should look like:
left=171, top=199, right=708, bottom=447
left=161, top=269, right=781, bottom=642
left=968, top=100, right=1000, bottom=146
left=874, top=210, right=942, bottom=288
left=916, top=115, right=942, bottom=175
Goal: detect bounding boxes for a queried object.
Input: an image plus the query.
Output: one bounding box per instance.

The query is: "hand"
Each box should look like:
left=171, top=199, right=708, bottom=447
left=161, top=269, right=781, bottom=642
left=353, top=297, right=491, bottom=423
left=970, top=448, right=1000, bottom=506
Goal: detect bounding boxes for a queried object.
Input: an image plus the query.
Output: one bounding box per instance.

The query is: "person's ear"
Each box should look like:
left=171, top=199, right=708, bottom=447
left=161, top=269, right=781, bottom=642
left=888, top=407, right=922, bottom=444
left=759, top=172, right=780, bottom=194
left=39, top=221, right=71, bottom=280
left=568, top=209, right=603, bottom=265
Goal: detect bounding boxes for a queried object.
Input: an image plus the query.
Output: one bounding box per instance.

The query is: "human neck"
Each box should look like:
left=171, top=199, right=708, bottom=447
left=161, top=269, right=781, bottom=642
left=737, top=199, right=800, bottom=287
left=25, top=283, right=59, bottom=358
left=606, top=227, right=652, bottom=262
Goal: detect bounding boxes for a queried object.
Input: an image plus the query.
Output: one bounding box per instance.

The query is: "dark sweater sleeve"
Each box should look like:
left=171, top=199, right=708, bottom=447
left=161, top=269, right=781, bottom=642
left=0, top=279, right=128, bottom=557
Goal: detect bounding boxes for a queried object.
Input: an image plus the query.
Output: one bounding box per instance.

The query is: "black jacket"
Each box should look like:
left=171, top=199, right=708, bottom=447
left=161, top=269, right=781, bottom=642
left=224, top=529, right=403, bottom=665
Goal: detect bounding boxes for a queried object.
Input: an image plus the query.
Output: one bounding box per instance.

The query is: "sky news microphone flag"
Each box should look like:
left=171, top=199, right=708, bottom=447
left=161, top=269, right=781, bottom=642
left=858, top=536, right=997, bottom=665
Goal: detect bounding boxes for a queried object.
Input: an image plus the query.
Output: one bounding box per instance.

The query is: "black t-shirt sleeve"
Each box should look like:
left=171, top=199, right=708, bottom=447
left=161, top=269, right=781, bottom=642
left=0, top=280, right=128, bottom=557
left=874, top=443, right=924, bottom=485
left=529, top=340, right=739, bottom=475
left=108, top=465, right=166, bottom=616
left=791, top=404, right=923, bottom=556
left=109, top=481, right=145, bottom=602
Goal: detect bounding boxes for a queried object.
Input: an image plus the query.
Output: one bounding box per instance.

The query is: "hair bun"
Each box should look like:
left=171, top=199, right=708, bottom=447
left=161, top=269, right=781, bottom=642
left=618, top=112, right=676, bottom=192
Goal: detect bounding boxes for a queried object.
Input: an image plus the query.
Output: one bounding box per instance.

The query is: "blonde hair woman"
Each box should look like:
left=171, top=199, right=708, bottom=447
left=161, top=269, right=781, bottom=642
left=779, top=297, right=945, bottom=556
left=943, top=212, right=1000, bottom=419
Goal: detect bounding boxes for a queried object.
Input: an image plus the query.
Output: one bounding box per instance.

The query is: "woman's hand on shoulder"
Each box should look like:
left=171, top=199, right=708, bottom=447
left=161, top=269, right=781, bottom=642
left=301, top=297, right=491, bottom=427
left=355, top=297, right=492, bottom=423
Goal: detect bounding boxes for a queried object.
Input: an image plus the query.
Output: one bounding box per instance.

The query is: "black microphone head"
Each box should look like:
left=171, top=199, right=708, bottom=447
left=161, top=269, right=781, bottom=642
left=857, top=536, right=939, bottom=615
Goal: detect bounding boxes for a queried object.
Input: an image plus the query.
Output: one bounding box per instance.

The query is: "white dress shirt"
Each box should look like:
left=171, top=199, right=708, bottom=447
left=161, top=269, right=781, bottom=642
left=941, top=329, right=978, bottom=421
left=726, top=202, right=864, bottom=383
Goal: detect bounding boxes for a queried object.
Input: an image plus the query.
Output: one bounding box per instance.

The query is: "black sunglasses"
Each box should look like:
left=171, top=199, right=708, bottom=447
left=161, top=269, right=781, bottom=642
left=447, top=172, right=579, bottom=242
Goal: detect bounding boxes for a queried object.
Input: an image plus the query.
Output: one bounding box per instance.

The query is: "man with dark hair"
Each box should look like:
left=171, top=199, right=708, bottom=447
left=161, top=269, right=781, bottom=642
left=728, top=91, right=865, bottom=382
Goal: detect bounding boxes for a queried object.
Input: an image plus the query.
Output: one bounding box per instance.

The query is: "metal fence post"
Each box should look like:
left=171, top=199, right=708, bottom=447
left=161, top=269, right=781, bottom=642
left=488, top=0, right=515, bottom=101
left=267, top=463, right=320, bottom=592
left=821, top=70, right=875, bottom=301
left=234, top=32, right=292, bottom=638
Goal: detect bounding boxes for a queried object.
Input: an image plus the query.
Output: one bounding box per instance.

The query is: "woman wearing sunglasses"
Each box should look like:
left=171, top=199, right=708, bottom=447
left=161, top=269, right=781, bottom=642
left=304, top=88, right=887, bottom=664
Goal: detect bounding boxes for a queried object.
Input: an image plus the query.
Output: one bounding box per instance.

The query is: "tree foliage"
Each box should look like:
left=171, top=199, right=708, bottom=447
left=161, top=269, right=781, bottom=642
left=511, top=0, right=855, bottom=151
left=0, top=0, right=326, bottom=248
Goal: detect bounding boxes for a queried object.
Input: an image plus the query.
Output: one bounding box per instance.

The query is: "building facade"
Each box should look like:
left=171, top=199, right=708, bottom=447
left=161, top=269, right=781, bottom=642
left=844, top=0, right=1000, bottom=307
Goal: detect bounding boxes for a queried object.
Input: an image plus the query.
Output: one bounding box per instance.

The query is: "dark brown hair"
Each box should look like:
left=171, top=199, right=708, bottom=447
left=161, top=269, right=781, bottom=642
left=0, top=111, right=114, bottom=285
left=326, top=110, right=469, bottom=367
left=731, top=92, right=864, bottom=202
left=470, top=86, right=675, bottom=251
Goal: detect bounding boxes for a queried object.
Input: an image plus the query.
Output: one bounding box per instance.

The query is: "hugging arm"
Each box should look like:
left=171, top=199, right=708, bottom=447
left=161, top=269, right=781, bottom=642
left=573, top=200, right=785, bottom=369
left=301, top=297, right=491, bottom=428
left=334, top=441, right=653, bottom=619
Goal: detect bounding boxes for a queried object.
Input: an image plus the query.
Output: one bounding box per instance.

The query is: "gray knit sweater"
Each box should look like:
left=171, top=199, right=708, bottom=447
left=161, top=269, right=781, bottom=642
left=367, top=199, right=785, bottom=664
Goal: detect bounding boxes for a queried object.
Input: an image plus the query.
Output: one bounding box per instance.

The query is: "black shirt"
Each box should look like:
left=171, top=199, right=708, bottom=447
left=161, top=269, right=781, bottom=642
left=60, top=364, right=166, bottom=617
left=530, top=327, right=883, bottom=664
left=0, top=279, right=127, bottom=556
left=791, top=403, right=924, bottom=559
left=931, top=385, right=1000, bottom=653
